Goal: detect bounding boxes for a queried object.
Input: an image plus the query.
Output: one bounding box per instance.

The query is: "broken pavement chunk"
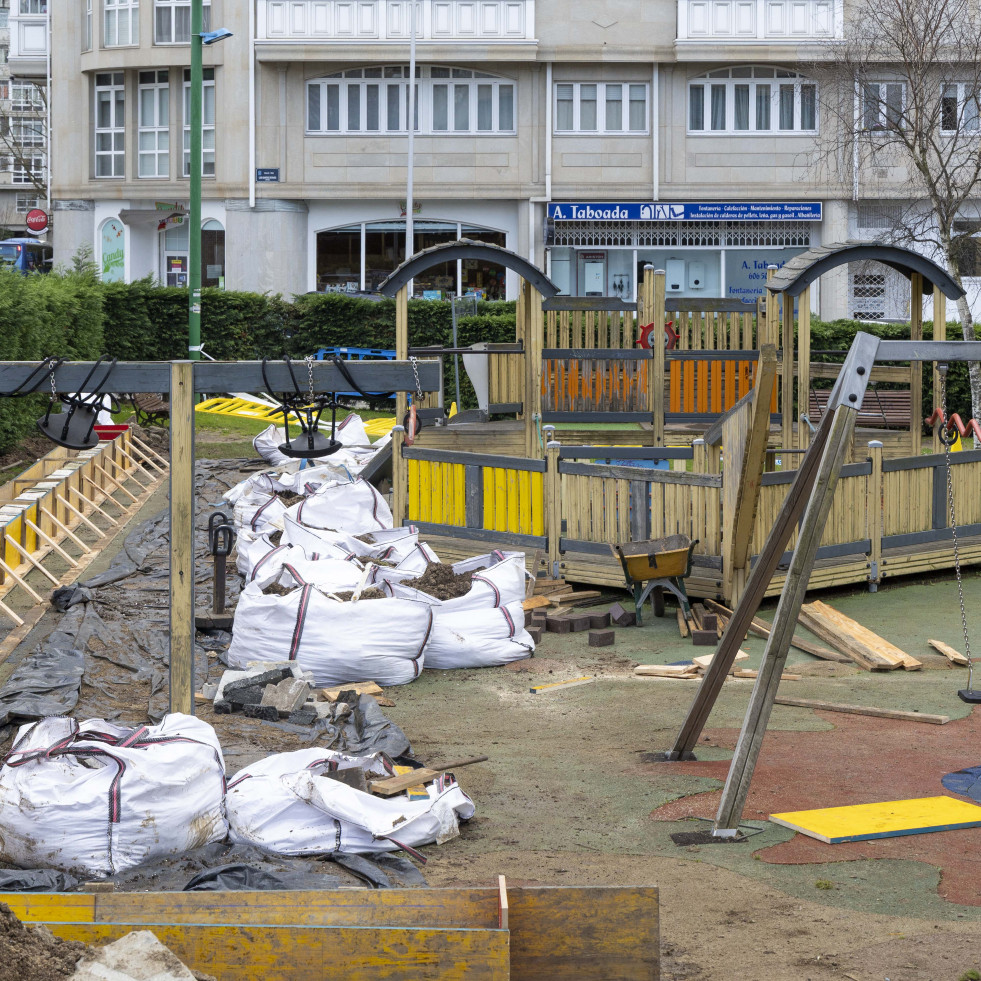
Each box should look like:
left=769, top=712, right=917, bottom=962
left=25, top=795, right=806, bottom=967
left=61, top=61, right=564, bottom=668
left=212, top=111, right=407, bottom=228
left=260, top=677, right=311, bottom=718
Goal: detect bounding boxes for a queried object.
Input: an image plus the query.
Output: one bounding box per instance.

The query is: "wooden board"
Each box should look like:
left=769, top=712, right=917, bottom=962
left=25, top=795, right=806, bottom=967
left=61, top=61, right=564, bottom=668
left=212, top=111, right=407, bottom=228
left=770, top=796, right=981, bottom=844
left=44, top=922, right=510, bottom=981
left=774, top=696, right=948, bottom=725
left=7, top=886, right=661, bottom=981
left=521, top=596, right=551, bottom=611
left=801, top=600, right=921, bottom=670
left=796, top=606, right=898, bottom=672
left=733, top=670, right=801, bottom=681
left=928, top=639, right=969, bottom=666
left=634, top=664, right=699, bottom=678
left=692, top=650, right=749, bottom=670
left=322, top=681, right=383, bottom=701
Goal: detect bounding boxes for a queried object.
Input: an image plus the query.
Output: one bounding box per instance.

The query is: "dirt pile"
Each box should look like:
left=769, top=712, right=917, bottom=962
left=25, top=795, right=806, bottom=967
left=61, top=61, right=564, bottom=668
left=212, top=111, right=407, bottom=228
left=403, top=562, right=474, bottom=600
left=127, top=423, right=169, bottom=454
left=0, top=902, right=88, bottom=981
left=276, top=491, right=303, bottom=507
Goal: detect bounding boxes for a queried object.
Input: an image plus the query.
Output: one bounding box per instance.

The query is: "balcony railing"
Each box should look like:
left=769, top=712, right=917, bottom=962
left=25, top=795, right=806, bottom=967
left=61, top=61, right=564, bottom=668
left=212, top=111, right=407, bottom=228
left=257, top=0, right=535, bottom=42
left=677, top=0, right=841, bottom=41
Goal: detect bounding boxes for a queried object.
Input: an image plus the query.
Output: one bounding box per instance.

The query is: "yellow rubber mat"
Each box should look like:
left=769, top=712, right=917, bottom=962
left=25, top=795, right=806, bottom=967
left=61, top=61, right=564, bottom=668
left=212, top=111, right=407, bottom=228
left=769, top=795, right=981, bottom=843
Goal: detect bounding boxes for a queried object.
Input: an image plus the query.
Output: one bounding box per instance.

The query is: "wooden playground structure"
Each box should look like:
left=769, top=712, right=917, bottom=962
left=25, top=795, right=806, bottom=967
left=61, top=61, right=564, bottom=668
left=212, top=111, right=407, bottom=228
left=379, top=240, right=974, bottom=606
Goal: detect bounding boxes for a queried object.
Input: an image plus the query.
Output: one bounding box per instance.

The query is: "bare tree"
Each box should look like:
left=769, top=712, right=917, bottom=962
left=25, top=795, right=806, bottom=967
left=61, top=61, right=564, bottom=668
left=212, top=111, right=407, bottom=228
left=0, top=78, right=47, bottom=200
left=808, top=0, right=981, bottom=423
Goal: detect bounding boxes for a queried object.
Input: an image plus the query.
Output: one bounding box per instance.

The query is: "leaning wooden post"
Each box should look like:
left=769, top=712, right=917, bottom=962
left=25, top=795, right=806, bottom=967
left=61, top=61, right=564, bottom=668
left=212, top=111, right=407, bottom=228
left=932, top=286, right=947, bottom=453
left=867, top=440, right=883, bottom=592
left=169, top=360, right=195, bottom=717
left=544, top=435, right=562, bottom=577
left=910, top=272, right=923, bottom=457
left=714, top=402, right=859, bottom=834
left=395, top=285, right=409, bottom=433
left=524, top=281, right=545, bottom=459
left=797, top=286, right=811, bottom=451
left=652, top=269, right=666, bottom=446
left=391, top=425, right=406, bottom=528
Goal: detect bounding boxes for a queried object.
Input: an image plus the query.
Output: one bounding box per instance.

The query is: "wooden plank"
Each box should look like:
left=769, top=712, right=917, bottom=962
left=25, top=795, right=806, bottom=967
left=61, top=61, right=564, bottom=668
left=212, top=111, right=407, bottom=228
left=733, top=670, right=801, bottom=681
left=928, top=639, right=969, bottom=666
left=44, top=922, right=510, bottom=981
left=521, top=595, right=551, bottom=611
left=677, top=607, right=690, bottom=638
left=796, top=606, right=895, bottom=672
left=692, top=650, right=749, bottom=670
left=774, top=696, right=949, bottom=725
left=801, top=600, right=921, bottom=670
left=321, top=681, right=384, bottom=701
left=369, top=757, right=488, bottom=796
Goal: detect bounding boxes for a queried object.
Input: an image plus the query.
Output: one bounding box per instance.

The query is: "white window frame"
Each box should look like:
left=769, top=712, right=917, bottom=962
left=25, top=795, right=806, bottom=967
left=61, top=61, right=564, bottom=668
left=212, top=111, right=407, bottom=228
left=182, top=67, right=214, bottom=176
left=10, top=118, right=44, bottom=147
left=94, top=71, right=125, bottom=178
left=11, top=80, right=43, bottom=112
left=553, top=82, right=648, bottom=135
left=138, top=69, right=169, bottom=178
left=13, top=152, right=43, bottom=185
left=305, top=66, right=516, bottom=136
left=20, top=0, right=46, bottom=13
left=104, top=0, right=139, bottom=47
left=940, top=82, right=980, bottom=135
left=83, top=0, right=93, bottom=51
left=15, top=192, right=41, bottom=212
left=688, top=67, right=817, bottom=135
left=155, top=0, right=211, bottom=44
left=861, top=81, right=906, bottom=132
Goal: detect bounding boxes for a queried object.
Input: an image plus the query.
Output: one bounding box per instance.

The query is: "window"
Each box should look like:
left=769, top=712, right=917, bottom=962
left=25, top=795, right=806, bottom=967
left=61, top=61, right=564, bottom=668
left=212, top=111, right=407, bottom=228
left=183, top=67, right=214, bottom=176
left=94, top=71, right=125, bottom=177
left=10, top=119, right=44, bottom=146
left=202, top=218, right=224, bottom=287
left=941, top=83, right=980, bottom=133
left=83, top=0, right=92, bottom=51
left=138, top=70, right=169, bottom=178
left=0, top=47, right=7, bottom=65
left=20, top=0, right=46, bottom=12
left=553, top=82, right=647, bottom=133
left=13, top=153, right=43, bottom=185
left=11, top=80, right=43, bottom=112
left=0, top=7, right=8, bottom=30
left=862, top=81, right=905, bottom=131
left=952, top=221, right=981, bottom=276
left=105, top=0, right=139, bottom=47
left=16, top=193, right=40, bottom=212
left=155, top=0, right=210, bottom=44
left=688, top=67, right=816, bottom=134
left=306, top=66, right=515, bottom=135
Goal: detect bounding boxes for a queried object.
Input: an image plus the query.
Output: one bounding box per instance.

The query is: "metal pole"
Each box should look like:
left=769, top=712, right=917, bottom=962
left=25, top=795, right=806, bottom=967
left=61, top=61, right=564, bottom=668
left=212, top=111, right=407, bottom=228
left=188, top=0, right=203, bottom=360
left=405, top=1, right=416, bottom=265
left=451, top=295, right=462, bottom=409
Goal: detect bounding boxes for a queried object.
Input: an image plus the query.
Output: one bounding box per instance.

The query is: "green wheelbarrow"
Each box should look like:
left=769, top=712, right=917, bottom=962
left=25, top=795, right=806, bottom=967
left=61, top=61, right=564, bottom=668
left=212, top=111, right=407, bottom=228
left=610, top=534, right=698, bottom=626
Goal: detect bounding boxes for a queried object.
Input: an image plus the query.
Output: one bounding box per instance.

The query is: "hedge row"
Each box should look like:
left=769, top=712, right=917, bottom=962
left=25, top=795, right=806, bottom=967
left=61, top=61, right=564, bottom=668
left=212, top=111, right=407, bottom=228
left=2, top=272, right=979, bottom=454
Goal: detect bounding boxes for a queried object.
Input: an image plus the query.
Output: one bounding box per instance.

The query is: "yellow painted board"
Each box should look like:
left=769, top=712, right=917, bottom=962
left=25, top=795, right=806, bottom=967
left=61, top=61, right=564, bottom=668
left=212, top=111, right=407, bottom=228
left=518, top=470, right=531, bottom=535
left=769, top=795, right=981, bottom=844
left=483, top=467, right=495, bottom=530
left=43, top=922, right=509, bottom=981
left=531, top=472, right=545, bottom=537
left=407, top=459, right=420, bottom=522
left=494, top=468, right=507, bottom=533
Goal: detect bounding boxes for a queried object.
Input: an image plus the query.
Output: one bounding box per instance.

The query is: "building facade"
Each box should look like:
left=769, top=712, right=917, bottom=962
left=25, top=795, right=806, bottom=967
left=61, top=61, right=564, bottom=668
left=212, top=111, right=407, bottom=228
left=48, top=0, right=951, bottom=318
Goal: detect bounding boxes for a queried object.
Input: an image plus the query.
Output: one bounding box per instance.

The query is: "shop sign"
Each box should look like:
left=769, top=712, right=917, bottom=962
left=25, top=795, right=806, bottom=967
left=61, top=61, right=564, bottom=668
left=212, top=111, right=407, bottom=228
left=101, top=219, right=125, bottom=283
left=547, top=202, right=823, bottom=222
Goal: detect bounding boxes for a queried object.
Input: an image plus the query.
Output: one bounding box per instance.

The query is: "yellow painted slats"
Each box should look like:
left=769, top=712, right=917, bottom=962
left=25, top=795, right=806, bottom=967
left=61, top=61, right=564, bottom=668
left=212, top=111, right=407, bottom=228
left=530, top=472, right=545, bottom=537
left=407, top=459, right=421, bottom=522
left=483, top=467, right=495, bottom=529
left=506, top=469, right=519, bottom=534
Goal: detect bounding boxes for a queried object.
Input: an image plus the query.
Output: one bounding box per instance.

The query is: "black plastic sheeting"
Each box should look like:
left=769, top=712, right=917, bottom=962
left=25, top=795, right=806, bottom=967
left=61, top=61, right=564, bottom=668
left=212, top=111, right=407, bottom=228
left=0, top=646, right=85, bottom=730
left=0, top=869, right=79, bottom=892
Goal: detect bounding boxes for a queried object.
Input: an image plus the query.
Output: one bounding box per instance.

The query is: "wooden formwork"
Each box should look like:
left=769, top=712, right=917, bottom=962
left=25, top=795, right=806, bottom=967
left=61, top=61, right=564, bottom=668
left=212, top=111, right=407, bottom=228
left=0, top=429, right=168, bottom=644
left=6, top=884, right=660, bottom=981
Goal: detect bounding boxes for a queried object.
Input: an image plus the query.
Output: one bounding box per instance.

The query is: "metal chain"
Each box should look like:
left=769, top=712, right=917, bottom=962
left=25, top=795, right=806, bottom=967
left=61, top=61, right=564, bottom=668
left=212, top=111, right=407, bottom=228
left=304, top=355, right=315, bottom=402
left=49, top=365, right=57, bottom=402
left=409, top=355, right=423, bottom=401
left=939, top=368, right=974, bottom=687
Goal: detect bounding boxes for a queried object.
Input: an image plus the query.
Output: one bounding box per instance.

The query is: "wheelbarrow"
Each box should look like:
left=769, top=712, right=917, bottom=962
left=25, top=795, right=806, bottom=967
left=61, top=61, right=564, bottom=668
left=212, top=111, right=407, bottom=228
left=610, top=534, right=698, bottom=626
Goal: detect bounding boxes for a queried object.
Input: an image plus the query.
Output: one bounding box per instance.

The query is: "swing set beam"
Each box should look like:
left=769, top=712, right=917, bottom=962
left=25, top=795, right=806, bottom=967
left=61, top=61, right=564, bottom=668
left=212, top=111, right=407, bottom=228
left=661, top=333, right=981, bottom=836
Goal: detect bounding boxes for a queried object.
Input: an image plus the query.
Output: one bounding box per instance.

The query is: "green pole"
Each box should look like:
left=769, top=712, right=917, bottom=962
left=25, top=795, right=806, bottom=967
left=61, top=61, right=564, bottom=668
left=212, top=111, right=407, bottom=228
left=188, top=0, right=202, bottom=360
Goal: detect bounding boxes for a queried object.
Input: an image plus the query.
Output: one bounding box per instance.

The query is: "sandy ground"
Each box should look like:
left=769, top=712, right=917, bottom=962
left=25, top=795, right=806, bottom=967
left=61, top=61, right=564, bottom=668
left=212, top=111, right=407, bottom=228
left=4, top=453, right=981, bottom=979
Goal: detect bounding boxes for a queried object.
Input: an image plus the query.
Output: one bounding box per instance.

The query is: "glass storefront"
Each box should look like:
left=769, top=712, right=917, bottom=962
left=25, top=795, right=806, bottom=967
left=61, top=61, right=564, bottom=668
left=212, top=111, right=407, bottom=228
left=316, top=219, right=507, bottom=298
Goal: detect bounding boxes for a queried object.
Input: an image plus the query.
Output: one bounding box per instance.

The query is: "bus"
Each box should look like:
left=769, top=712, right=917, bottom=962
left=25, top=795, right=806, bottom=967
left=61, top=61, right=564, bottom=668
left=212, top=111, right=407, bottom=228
left=0, top=238, right=53, bottom=274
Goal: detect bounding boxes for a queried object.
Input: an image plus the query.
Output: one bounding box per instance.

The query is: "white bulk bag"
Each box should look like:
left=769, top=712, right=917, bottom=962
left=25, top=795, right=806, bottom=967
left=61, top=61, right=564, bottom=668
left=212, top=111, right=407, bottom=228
left=451, top=550, right=527, bottom=574
left=0, top=715, right=226, bottom=878
left=232, top=490, right=287, bottom=535
left=227, top=572, right=432, bottom=686
left=226, top=748, right=475, bottom=856
left=386, top=554, right=528, bottom=614
left=281, top=514, right=366, bottom=560
left=287, top=478, right=393, bottom=534
left=237, top=532, right=288, bottom=580
left=424, top=600, right=534, bottom=669
left=273, top=557, right=364, bottom=593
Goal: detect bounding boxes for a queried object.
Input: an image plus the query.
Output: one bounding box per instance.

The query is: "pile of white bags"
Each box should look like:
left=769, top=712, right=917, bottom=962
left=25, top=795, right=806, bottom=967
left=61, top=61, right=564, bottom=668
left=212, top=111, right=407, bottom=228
left=226, top=568, right=434, bottom=686
left=226, top=748, right=475, bottom=856
left=252, top=415, right=391, bottom=474
left=285, top=477, right=393, bottom=534
left=0, top=714, right=227, bottom=877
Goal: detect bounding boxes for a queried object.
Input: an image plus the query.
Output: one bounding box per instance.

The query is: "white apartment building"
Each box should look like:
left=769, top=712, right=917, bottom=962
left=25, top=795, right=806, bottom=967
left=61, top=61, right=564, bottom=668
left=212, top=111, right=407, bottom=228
left=45, top=0, right=959, bottom=318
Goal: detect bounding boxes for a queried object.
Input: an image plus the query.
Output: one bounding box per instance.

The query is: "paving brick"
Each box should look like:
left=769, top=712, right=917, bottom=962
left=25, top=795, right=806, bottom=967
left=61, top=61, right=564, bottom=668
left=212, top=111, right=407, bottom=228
left=568, top=615, right=593, bottom=633
left=546, top=617, right=572, bottom=634
left=691, top=629, right=717, bottom=647
left=527, top=625, right=543, bottom=644
left=609, top=603, right=637, bottom=627
left=701, top=613, right=718, bottom=633
left=590, top=612, right=611, bottom=630
left=588, top=628, right=615, bottom=647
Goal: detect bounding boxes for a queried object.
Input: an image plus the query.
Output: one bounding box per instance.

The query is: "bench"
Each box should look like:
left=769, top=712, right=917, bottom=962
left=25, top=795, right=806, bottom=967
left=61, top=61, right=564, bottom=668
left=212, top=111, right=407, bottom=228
left=129, top=393, right=170, bottom=427
left=808, top=387, right=912, bottom=429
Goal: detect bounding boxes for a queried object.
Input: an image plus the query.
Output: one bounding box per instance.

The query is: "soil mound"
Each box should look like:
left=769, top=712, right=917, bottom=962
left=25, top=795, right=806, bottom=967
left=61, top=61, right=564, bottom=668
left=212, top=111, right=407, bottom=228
left=0, top=902, right=88, bottom=981
left=403, top=563, right=474, bottom=600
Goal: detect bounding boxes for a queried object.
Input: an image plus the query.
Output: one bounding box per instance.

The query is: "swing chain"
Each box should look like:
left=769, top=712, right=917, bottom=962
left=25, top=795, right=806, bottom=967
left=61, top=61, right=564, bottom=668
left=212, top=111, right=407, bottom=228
left=409, top=356, right=423, bottom=402
left=305, top=355, right=316, bottom=402
left=939, top=366, right=974, bottom=683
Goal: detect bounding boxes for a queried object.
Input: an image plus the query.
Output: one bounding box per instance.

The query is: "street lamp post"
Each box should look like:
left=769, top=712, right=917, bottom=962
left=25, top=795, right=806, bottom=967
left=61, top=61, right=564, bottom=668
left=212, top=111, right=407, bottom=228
left=188, top=0, right=203, bottom=361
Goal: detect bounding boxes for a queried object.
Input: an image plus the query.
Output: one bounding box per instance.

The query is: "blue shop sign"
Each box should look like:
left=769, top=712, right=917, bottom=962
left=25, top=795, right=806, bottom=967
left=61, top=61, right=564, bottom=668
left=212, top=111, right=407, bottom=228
left=256, top=168, right=280, bottom=183
left=547, top=201, right=822, bottom=222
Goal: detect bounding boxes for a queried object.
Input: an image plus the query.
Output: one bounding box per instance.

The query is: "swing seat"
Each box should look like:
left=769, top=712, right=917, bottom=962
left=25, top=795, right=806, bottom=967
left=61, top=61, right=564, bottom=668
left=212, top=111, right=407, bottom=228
left=958, top=689, right=981, bottom=704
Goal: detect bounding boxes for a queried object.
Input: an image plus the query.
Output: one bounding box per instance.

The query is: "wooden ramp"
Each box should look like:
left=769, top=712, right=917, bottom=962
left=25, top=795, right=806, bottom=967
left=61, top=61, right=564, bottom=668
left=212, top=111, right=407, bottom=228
left=6, top=885, right=660, bottom=981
